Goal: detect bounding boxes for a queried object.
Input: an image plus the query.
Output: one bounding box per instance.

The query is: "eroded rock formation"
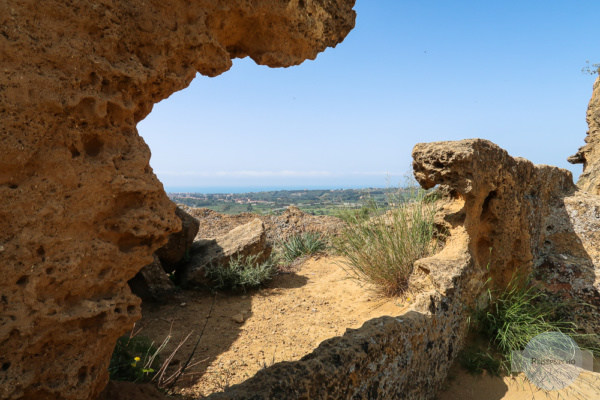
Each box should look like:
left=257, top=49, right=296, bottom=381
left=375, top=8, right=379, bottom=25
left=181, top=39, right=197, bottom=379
left=570, top=76, right=600, bottom=194
left=0, top=1, right=355, bottom=399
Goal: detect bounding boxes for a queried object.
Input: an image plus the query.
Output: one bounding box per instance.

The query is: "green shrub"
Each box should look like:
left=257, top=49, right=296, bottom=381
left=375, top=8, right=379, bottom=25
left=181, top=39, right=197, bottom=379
left=108, top=335, right=164, bottom=382
left=333, top=192, right=437, bottom=296
left=279, top=232, right=327, bottom=264
left=205, top=253, right=276, bottom=292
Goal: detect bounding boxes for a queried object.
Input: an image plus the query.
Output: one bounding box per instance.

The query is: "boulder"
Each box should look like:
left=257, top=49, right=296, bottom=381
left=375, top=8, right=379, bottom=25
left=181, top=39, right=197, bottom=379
left=0, top=1, right=356, bottom=398
left=155, top=207, right=200, bottom=273
left=179, top=218, right=271, bottom=287
left=128, top=255, right=176, bottom=302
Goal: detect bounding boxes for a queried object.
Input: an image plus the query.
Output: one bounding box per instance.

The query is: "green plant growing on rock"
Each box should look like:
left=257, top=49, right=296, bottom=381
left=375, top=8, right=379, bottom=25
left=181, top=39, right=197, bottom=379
left=205, top=253, right=276, bottom=292
left=333, top=190, right=437, bottom=296
left=278, top=232, right=327, bottom=264
left=108, top=334, right=166, bottom=382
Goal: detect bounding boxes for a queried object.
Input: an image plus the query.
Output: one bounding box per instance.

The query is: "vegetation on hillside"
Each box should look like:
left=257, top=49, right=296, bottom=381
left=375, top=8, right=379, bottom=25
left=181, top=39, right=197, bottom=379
left=169, top=187, right=417, bottom=216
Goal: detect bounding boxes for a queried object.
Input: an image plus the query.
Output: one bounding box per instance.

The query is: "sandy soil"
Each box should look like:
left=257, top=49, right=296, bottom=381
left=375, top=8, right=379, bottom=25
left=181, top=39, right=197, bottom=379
left=135, top=255, right=407, bottom=398
left=104, top=255, right=600, bottom=399
left=437, top=363, right=600, bottom=400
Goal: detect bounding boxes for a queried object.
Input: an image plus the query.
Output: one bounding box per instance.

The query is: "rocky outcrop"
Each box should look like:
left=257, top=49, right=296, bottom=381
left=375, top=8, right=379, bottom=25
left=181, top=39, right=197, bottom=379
left=156, top=207, right=199, bottom=273
left=569, top=76, right=600, bottom=194
left=0, top=2, right=356, bottom=399
left=180, top=218, right=270, bottom=287
left=413, top=139, right=577, bottom=288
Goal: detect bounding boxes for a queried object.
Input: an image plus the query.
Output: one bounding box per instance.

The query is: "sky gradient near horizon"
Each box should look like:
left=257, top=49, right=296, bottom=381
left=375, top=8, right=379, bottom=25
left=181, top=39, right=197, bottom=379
left=138, top=1, right=600, bottom=193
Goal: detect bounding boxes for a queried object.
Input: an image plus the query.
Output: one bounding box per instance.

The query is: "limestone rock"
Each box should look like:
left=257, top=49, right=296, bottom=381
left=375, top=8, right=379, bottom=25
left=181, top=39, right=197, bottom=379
left=128, top=255, right=176, bottom=302
left=180, top=218, right=271, bottom=287
left=156, top=207, right=199, bottom=273
left=570, top=76, right=600, bottom=194
left=413, top=139, right=576, bottom=288
left=0, top=1, right=356, bottom=399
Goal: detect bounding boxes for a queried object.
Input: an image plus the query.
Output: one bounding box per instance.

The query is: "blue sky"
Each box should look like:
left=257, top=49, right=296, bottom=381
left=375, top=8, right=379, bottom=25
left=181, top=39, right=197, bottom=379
left=138, top=1, right=600, bottom=192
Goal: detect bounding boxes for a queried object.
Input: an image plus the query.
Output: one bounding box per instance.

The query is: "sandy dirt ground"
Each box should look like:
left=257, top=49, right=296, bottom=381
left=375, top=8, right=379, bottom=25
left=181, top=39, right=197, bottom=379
left=102, top=255, right=600, bottom=399
left=437, top=363, right=600, bottom=400
left=135, top=255, right=407, bottom=398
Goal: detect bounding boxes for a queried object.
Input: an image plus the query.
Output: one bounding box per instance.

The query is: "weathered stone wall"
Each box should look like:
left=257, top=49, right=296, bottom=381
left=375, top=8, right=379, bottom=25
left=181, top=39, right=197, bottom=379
left=0, top=1, right=355, bottom=399
left=570, top=76, right=600, bottom=194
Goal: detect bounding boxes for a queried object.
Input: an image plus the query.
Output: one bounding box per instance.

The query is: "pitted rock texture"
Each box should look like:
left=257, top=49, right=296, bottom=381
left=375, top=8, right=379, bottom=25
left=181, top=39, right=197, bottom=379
left=570, top=76, right=600, bottom=194
left=413, top=139, right=577, bottom=288
left=413, top=139, right=600, bottom=330
left=0, top=1, right=355, bottom=399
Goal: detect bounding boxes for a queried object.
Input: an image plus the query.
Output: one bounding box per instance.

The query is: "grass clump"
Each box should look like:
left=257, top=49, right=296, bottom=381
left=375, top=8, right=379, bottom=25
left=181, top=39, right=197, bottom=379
left=279, top=232, right=327, bottom=264
left=464, top=272, right=600, bottom=375
left=333, top=191, right=437, bottom=296
left=109, top=334, right=165, bottom=382
left=205, top=253, right=276, bottom=292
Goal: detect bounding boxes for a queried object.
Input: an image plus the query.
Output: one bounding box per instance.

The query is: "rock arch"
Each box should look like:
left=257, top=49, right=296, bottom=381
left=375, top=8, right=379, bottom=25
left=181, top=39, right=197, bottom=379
left=0, top=1, right=356, bottom=398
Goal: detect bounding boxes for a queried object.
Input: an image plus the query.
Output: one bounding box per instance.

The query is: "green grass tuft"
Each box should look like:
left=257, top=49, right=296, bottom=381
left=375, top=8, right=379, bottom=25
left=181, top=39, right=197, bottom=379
left=279, top=232, right=327, bottom=264
left=333, top=191, right=437, bottom=296
left=467, top=272, right=600, bottom=375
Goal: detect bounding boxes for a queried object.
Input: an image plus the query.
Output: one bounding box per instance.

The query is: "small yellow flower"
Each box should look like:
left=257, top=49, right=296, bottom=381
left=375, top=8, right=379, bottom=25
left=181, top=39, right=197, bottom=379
left=134, top=356, right=141, bottom=362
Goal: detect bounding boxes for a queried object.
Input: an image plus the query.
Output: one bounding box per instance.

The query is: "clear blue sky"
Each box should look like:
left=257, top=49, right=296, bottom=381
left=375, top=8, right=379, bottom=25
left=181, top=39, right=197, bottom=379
left=138, top=1, right=600, bottom=193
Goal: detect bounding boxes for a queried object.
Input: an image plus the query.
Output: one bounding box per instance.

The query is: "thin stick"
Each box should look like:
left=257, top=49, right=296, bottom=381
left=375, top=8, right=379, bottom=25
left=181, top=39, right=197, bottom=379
left=168, top=294, right=216, bottom=390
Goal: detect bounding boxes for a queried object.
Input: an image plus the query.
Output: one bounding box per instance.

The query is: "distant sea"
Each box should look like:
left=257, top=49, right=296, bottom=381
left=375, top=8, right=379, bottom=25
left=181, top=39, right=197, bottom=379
left=164, top=185, right=386, bottom=194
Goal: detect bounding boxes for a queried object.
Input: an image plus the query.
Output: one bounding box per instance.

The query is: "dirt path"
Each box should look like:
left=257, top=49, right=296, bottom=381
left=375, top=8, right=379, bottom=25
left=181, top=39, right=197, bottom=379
left=136, top=256, right=407, bottom=398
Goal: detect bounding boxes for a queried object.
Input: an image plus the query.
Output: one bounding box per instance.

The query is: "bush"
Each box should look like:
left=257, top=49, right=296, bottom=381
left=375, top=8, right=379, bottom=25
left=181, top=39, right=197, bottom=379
left=279, top=232, right=327, bottom=264
left=333, top=192, right=437, bottom=296
left=205, top=253, right=276, bottom=292
left=109, top=334, right=164, bottom=382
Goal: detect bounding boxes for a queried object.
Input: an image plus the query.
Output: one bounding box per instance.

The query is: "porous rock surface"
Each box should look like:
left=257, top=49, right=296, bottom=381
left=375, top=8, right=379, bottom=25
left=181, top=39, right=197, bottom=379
left=570, top=76, right=600, bottom=194
left=0, top=1, right=356, bottom=399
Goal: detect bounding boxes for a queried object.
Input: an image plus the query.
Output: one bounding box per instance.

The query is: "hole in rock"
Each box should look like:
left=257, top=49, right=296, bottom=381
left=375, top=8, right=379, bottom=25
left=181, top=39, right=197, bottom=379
left=37, top=246, right=45, bottom=261
left=69, top=145, right=81, bottom=158
left=16, top=276, right=28, bottom=287
left=77, top=367, right=87, bottom=383
left=82, top=134, right=104, bottom=157
left=1, top=362, right=10, bottom=371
